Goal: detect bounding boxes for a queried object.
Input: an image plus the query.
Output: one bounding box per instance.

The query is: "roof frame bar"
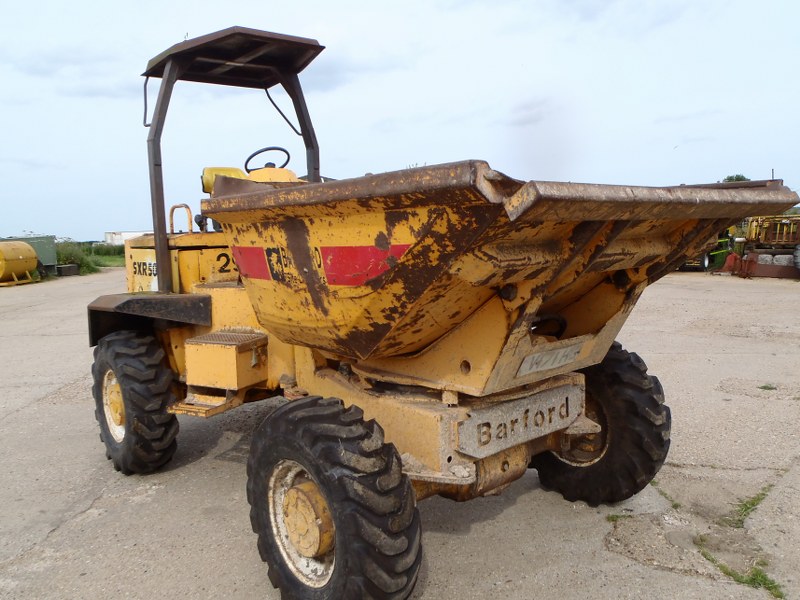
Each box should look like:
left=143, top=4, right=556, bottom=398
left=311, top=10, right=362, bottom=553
left=147, top=57, right=186, bottom=293
left=143, top=28, right=323, bottom=292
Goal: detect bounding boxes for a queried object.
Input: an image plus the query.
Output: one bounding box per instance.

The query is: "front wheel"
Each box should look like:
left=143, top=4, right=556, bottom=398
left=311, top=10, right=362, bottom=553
left=92, top=330, right=179, bottom=474
left=247, top=396, right=421, bottom=600
left=531, top=342, right=670, bottom=506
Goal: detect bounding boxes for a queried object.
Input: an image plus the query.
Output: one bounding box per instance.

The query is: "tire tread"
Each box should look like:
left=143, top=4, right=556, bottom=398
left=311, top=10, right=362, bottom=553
left=532, top=342, right=671, bottom=506
left=247, top=396, right=421, bottom=599
left=92, top=331, right=178, bottom=474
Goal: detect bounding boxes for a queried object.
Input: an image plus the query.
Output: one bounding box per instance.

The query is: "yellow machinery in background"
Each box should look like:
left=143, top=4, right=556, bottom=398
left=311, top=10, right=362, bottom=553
left=86, top=27, right=800, bottom=600
left=746, top=214, right=800, bottom=246
left=0, top=241, right=38, bottom=287
left=740, top=214, right=800, bottom=277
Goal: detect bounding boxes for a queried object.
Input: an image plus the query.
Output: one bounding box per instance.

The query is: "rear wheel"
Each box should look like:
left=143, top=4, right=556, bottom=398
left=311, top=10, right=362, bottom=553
left=531, top=342, right=670, bottom=506
left=247, top=396, right=421, bottom=599
left=92, top=330, right=179, bottom=474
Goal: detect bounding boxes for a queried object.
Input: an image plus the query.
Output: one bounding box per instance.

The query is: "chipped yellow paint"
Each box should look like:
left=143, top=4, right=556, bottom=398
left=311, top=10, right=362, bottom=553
left=154, top=282, right=296, bottom=392
left=221, top=205, right=438, bottom=357
left=201, top=166, right=300, bottom=193
left=119, top=163, right=796, bottom=498
left=293, top=346, right=468, bottom=472
left=283, top=480, right=335, bottom=558
left=185, top=335, right=268, bottom=390
left=126, top=232, right=238, bottom=293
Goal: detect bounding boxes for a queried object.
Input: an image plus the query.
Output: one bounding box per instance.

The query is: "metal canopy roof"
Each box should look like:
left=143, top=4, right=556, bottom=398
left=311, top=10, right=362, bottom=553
left=142, top=26, right=324, bottom=89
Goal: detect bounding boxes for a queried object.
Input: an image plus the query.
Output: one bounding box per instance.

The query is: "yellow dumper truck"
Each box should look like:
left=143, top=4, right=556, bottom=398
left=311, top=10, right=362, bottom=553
left=87, top=27, right=799, bottom=599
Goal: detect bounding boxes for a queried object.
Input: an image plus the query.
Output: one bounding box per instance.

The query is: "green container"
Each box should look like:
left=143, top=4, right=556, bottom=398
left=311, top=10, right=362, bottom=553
left=2, top=236, right=57, bottom=272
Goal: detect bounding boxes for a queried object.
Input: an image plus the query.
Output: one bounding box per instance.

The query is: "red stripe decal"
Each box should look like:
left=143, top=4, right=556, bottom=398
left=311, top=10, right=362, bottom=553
left=320, top=244, right=411, bottom=286
left=231, top=246, right=272, bottom=280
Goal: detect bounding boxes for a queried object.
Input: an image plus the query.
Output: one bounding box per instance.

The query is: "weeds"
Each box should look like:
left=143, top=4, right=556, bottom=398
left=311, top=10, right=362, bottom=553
left=758, top=384, right=778, bottom=391
left=606, top=514, right=633, bottom=523
left=697, top=485, right=784, bottom=597
left=650, top=480, right=681, bottom=510
left=720, top=485, right=774, bottom=528
left=56, top=242, right=99, bottom=275
left=83, top=243, right=124, bottom=257
left=695, top=543, right=784, bottom=598
left=55, top=242, right=125, bottom=274
left=91, top=254, right=125, bottom=267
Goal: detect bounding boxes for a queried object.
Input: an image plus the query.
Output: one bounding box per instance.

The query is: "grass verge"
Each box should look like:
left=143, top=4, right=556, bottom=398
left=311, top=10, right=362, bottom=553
left=91, top=255, right=126, bottom=267
left=55, top=242, right=98, bottom=275
left=55, top=242, right=125, bottom=273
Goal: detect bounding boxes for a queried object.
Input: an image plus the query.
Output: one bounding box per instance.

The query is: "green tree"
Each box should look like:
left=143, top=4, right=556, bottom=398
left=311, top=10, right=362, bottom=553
left=723, top=174, right=750, bottom=182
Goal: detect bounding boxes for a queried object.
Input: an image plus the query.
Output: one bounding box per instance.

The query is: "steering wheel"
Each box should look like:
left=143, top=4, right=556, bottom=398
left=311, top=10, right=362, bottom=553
left=244, top=146, right=291, bottom=173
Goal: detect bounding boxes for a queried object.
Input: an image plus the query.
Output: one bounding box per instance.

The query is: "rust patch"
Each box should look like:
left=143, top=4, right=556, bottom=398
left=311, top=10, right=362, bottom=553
left=647, top=218, right=730, bottom=283
left=341, top=319, right=394, bottom=359
left=374, top=230, right=390, bottom=251
left=385, top=209, right=411, bottom=238
left=282, top=218, right=329, bottom=316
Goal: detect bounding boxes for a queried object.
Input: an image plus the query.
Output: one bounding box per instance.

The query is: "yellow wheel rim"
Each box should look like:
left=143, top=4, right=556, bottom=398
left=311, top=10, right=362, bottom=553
left=268, top=460, right=335, bottom=587
left=102, top=370, right=126, bottom=443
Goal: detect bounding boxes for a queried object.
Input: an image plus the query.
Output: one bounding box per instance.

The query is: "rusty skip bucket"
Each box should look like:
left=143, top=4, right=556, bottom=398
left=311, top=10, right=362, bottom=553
left=202, top=161, right=797, bottom=395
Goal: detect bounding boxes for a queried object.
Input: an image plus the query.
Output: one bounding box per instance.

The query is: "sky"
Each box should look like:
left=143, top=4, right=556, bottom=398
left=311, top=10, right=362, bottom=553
left=1, top=0, right=798, bottom=241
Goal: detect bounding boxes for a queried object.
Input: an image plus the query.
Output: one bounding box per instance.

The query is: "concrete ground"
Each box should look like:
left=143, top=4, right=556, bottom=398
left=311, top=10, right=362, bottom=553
left=0, top=269, right=797, bottom=599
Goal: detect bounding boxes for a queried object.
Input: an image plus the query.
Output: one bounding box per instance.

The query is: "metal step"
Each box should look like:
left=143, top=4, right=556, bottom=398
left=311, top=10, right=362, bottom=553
left=185, top=330, right=269, bottom=350
left=169, top=388, right=242, bottom=418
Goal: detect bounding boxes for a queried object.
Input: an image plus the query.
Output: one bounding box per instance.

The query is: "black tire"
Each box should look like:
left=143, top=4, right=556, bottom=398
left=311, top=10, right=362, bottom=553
left=92, top=330, right=179, bottom=474
left=247, top=396, right=421, bottom=600
left=531, top=342, right=670, bottom=506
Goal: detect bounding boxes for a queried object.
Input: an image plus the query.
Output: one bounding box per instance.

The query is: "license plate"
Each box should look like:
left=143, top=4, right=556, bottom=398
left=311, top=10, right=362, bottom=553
left=516, top=342, right=583, bottom=377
